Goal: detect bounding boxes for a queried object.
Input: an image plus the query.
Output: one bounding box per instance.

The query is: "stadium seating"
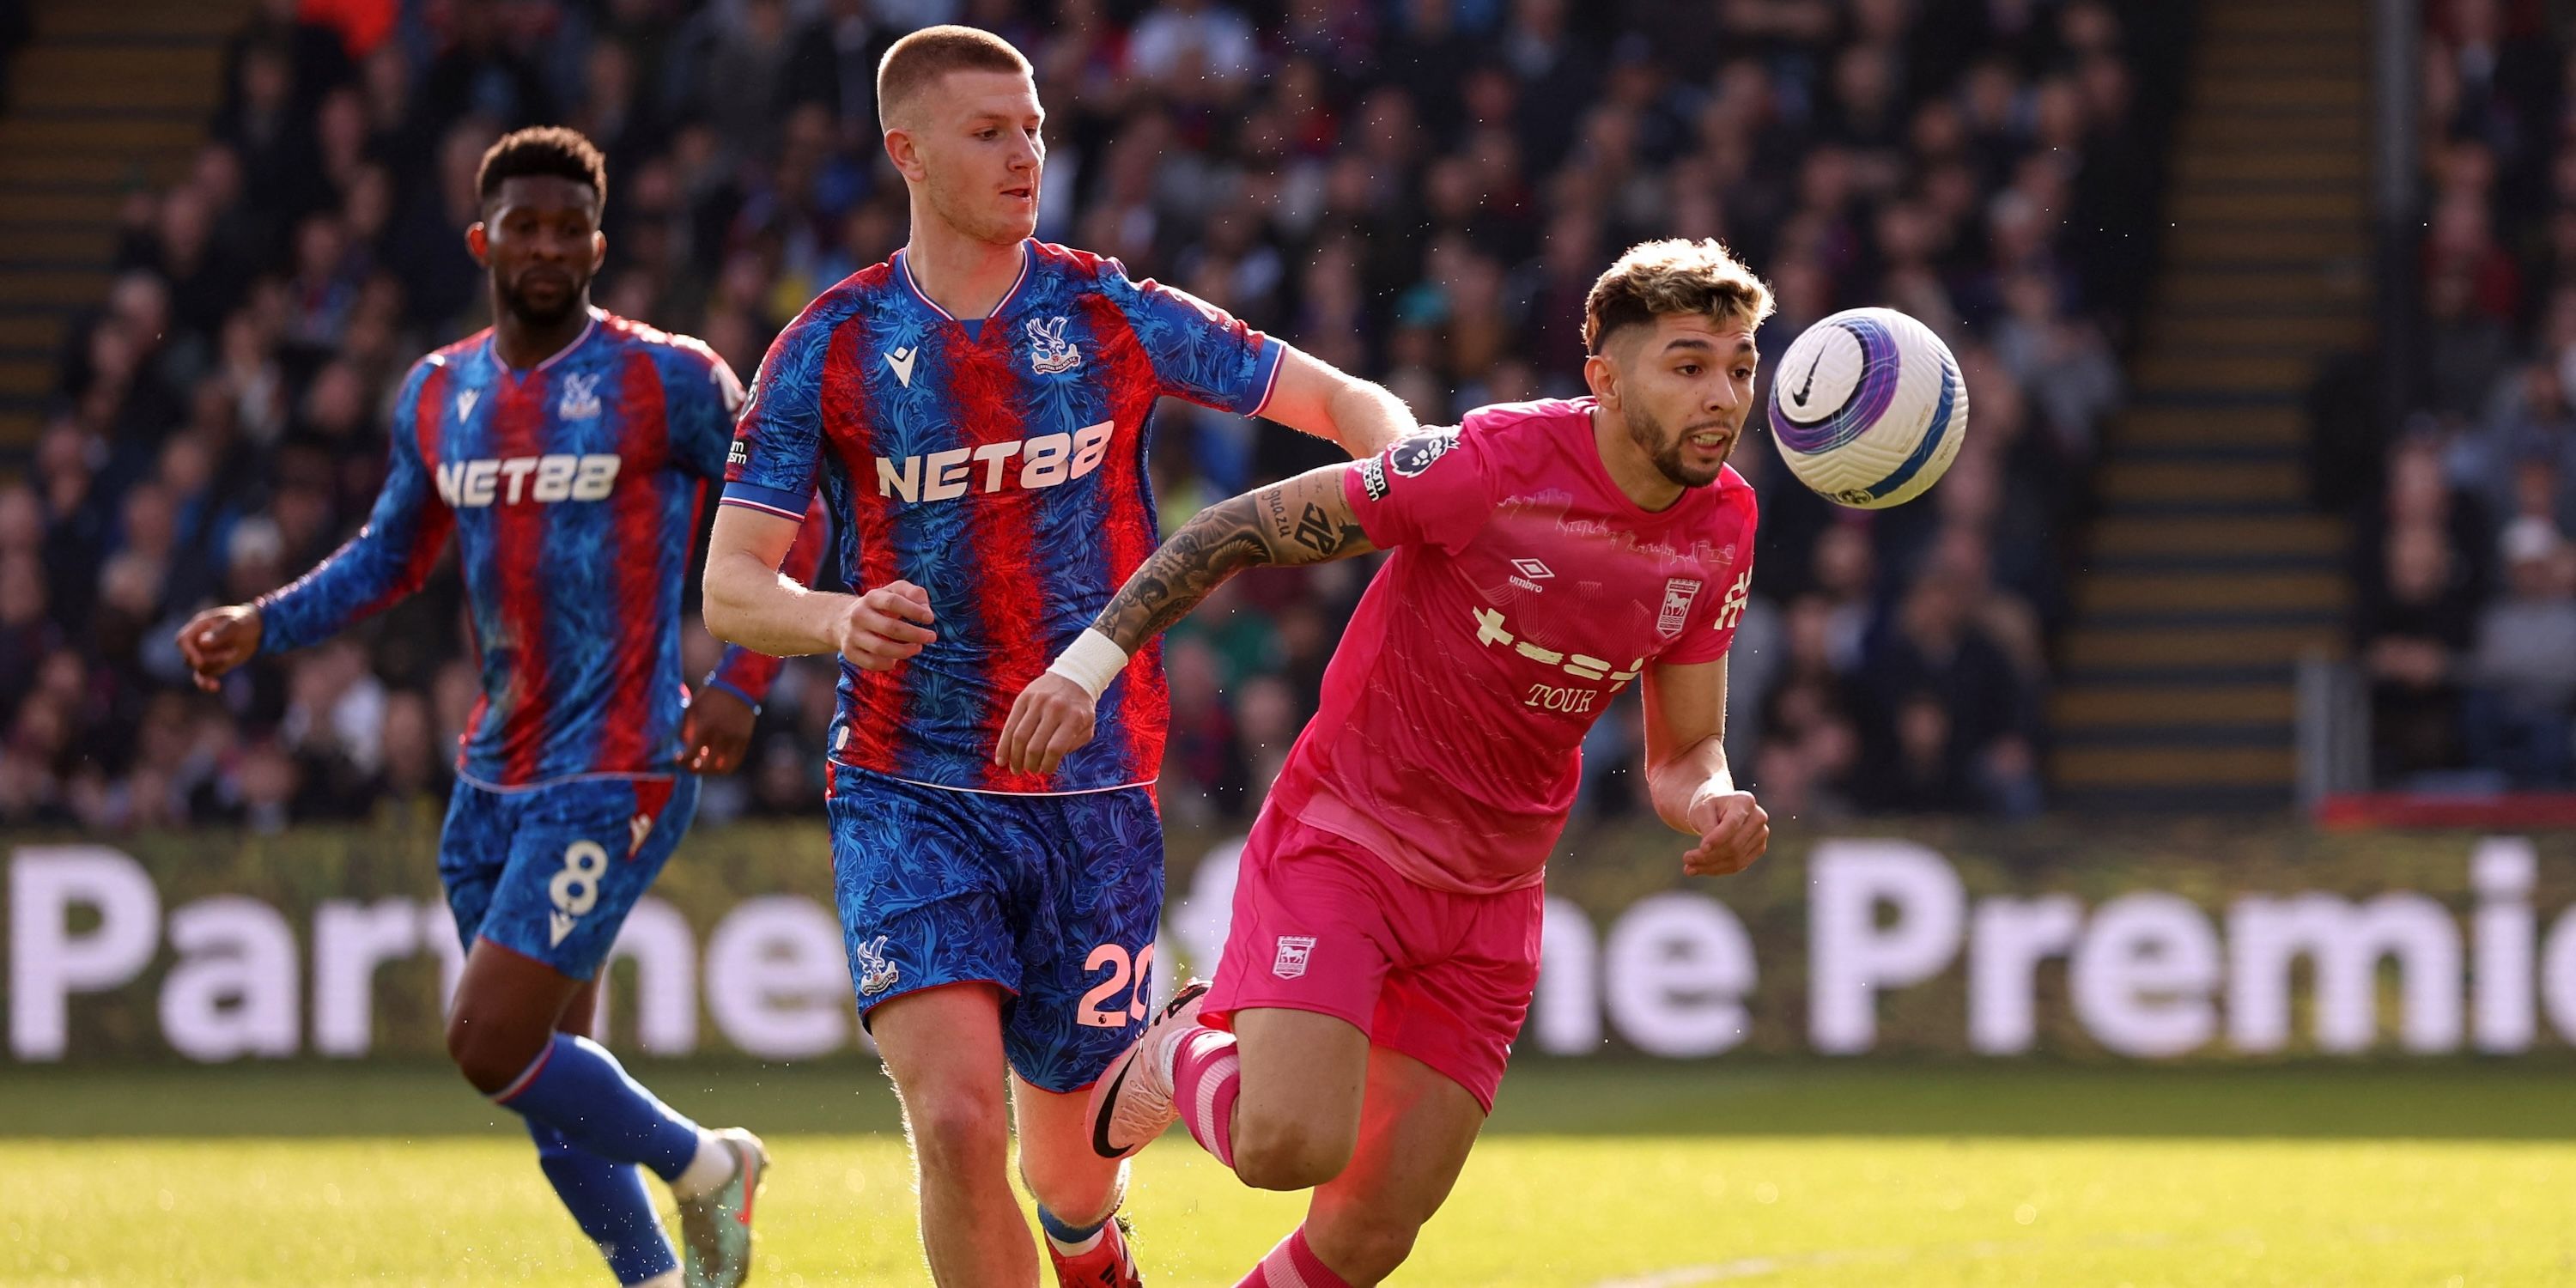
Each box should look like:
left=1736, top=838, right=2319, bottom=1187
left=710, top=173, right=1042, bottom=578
left=2333, top=0, right=2576, bottom=799
left=0, top=0, right=2196, bottom=830
left=2049, top=0, right=2366, bottom=810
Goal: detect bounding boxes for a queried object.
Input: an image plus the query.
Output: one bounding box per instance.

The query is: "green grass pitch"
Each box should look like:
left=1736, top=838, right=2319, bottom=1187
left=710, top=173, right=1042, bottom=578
left=5, top=1060, right=2574, bottom=1285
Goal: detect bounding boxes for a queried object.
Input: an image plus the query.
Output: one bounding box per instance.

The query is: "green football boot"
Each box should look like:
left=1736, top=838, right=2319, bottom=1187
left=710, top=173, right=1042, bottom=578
left=679, top=1127, right=767, bottom=1288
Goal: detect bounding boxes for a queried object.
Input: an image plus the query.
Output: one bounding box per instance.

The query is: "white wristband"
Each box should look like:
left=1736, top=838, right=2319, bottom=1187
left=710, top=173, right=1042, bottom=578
left=1046, top=628, right=1130, bottom=701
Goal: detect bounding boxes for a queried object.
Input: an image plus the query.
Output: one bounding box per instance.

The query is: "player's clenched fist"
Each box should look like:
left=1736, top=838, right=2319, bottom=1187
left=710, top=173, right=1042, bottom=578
left=679, top=683, right=756, bottom=775
left=996, top=673, right=1097, bottom=775
left=175, top=605, right=264, bottom=692
left=1682, top=790, right=1768, bottom=877
left=837, top=580, right=937, bottom=671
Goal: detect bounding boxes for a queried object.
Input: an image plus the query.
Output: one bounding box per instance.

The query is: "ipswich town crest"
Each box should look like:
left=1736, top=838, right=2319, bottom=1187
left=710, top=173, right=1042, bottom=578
left=1657, top=577, right=1703, bottom=638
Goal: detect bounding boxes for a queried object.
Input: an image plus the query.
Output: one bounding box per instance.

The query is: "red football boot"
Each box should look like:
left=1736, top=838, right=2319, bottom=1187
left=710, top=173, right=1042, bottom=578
left=1046, top=1213, right=1143, bottom=1288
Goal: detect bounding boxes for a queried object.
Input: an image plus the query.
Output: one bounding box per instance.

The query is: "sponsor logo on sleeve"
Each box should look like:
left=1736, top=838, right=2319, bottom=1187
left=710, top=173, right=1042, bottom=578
left=1356, top=455, right=1389, bottom=501
left=1387, top=428, right=1460, bottom=477
left=1713, top=568, right=1753, bottom=632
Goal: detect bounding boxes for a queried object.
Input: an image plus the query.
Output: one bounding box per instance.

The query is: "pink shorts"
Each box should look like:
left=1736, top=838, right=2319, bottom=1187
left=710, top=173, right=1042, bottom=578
left=1200, top=808, right=1544, bottom=1112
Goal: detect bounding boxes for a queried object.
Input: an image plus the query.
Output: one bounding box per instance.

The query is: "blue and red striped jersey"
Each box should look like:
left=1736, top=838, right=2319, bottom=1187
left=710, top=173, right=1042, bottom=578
left=721, top=240, right=1285, bottom=795
left=258, top=310, right=814, bottom=788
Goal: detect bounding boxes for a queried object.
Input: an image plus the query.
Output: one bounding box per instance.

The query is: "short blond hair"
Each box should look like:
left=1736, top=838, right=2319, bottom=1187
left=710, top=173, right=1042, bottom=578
left=1582, top=238, right=1775, bottom=354
left=876, top=25, right=1031, bottom=129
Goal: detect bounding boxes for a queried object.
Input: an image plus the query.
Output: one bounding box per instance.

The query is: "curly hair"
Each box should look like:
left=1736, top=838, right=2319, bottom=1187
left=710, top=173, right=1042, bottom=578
left=1583, top=238, right=1775, bottom=354
left=475, top=127, right=607, bottom=207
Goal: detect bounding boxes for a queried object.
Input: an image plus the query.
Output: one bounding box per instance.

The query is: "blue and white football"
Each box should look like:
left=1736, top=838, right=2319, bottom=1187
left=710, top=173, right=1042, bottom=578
left=1765, top=307, right=1969, bottom=510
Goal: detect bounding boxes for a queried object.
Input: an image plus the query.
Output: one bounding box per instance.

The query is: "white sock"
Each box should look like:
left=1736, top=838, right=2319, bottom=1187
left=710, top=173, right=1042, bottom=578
left=670, top=1130, right=736, bottom=1201
left=1045, top=1226, right=1106, bottom=1256
left=632, top=1271, right=682, bottom=1288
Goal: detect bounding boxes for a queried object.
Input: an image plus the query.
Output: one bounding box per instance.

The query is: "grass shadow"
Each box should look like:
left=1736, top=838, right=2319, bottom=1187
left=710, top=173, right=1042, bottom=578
left=6, top=1057, right=2576, bottom=1140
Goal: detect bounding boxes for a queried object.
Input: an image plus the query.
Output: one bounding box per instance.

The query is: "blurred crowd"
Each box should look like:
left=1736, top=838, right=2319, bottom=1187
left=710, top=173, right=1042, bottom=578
left=2352, top=0, right=2576, bottom=791
left=0, top=0, right=2175, bottom=833
left=0, top=3, right=24, bottom=111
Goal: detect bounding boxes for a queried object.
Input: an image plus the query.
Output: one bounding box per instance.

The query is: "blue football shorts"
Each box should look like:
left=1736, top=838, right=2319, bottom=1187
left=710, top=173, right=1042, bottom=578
left=826, top=768, right=1164, bottom=1093
left=438, top=774, right=701, bottom=979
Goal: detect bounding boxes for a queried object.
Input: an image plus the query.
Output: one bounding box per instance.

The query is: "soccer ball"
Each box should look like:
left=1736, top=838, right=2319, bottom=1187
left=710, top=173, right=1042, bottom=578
left=1765, top=307, right=1968, bottom=509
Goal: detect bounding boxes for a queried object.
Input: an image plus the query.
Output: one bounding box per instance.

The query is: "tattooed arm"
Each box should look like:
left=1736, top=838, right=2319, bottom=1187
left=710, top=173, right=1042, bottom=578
left=994, top=463, right=1376, bottom=775
left=1097, top=464, right=1375, bottom=650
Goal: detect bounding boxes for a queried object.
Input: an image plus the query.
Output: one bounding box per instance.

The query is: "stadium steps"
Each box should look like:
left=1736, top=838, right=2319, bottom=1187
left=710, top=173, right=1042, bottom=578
left=2046, top=0, right=2368, bottom=812
left=0, top=0, right=244, bottom=459
left=2142, top=314, right=2366, bottom=349
left=2104, top=406, right=2304, bottom=446
left=33, top=3, right=238, bottom=39
left=2098, top=458, right=2307, bottom=505
left=2164, top=225, right=2368, bottom=263
left=2175, top=106, right=2360, bottom=140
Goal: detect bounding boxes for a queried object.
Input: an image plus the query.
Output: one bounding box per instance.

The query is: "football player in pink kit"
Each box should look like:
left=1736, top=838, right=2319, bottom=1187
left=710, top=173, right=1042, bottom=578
left=998, top=239, right=1777, bottom=1285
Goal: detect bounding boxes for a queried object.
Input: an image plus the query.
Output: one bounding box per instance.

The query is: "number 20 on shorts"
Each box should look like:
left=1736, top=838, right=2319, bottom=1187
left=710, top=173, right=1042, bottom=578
left=1078, top=942, right=1157, bottom=1028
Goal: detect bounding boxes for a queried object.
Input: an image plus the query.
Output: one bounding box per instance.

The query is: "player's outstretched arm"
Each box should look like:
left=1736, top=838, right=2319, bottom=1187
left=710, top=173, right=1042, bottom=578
left=1094, top=462, right=1376, bottom=650
left=178, top=405, right=452, bottom=690
left=1642, top=657, right=1769, bottom=877
left=995, top=462, right=1376, bottom=774
left=1256, top=345, right=1416, bottom=459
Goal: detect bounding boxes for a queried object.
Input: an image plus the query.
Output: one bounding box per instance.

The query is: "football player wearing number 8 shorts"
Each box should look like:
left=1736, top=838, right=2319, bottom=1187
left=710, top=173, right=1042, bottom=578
left=997, top=239, right=1781, bottom=1287
left=699, top=26, right=1416, bottom=1288
left=177, top=129, right=826, bottom=1288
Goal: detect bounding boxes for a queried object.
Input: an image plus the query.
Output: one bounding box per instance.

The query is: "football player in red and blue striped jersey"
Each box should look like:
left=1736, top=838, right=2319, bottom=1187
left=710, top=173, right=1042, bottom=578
left=702, top=26, right=1417, bottom=1288
left=179, top=128, right=811, bottom=1288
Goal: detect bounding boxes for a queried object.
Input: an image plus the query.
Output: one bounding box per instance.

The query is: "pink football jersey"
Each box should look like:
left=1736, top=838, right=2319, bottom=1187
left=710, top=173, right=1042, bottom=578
left=1265, top=398, right=1759, bottom=896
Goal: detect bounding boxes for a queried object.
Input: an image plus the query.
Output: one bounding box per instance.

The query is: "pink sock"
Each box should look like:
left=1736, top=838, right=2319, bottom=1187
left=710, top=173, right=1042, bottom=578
left=1235, top=1225, right=1352, bottom=1288
left=1170, top=1025, right=1241, bottom=1170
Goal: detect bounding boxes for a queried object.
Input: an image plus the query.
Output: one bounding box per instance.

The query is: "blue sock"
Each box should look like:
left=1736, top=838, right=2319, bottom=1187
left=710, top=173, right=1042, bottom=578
left=1038, top=1203, right=1109, bottom=1249
left=527, top=1121, right=678, bottom=1285
left=495, top=1033, right=703, bottom=1182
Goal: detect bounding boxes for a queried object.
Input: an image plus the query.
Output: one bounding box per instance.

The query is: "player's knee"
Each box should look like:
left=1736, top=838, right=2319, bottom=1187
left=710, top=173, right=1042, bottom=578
left=1018, top=1139, right=1119, bottom=1215
left=445, top=1010, right=546, bottom=1096
left=1308, top=1212, right=1420, bottom=1283
left=1230, top=1112, right=1354, bottom=1191
left=902, top=1086, right=1011, bottom=1178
